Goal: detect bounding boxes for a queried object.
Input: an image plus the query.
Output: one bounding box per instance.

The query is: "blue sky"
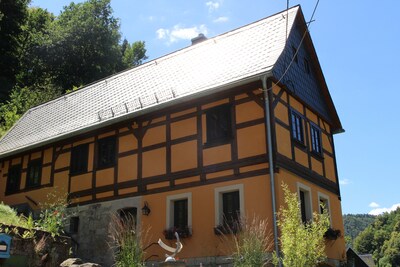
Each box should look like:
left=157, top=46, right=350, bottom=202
left=30, top=0, right=400, bottom=215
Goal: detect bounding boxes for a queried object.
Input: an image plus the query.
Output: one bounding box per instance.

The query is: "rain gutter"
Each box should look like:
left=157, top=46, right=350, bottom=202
left=261, top=75, right=281, bottom=267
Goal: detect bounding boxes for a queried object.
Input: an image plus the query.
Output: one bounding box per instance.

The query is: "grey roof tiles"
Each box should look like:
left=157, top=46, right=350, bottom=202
left=0, top=6, right=299, bottom=158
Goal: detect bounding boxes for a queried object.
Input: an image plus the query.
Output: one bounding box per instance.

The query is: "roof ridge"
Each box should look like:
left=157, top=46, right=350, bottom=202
left=25, top=6, right=300, bottom=114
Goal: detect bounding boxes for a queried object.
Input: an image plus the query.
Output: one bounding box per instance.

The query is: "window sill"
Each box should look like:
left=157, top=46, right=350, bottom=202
left=25, top=184, right=41, bottom=190
left=163, top=227, right=192, bottom=240
left=5, top=190, right=20, bottom=196
left=293, top=139, right=307, bottom=150
left=310, top=151, right=324, bottom=160
left=203, top=138, right=231, bottom=149
left=96, top=163, right=116, bottom=171
left=69, top=170, right=89, bottom=176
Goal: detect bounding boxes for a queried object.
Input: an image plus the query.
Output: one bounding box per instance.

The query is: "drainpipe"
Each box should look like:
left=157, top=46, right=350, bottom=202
left=261, top=75, right=281, bottom=267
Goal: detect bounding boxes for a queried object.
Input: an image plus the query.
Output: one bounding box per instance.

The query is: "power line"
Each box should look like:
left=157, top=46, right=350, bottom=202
left=263, top=0, right=321, bottom=92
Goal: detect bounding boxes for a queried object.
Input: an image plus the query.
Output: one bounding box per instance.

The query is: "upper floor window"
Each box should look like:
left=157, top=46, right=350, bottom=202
left=310, top=124, right=322, bottom=155
left=6, top=165, right=21, bottom=193
left=70, top=143, right=89, bottom=175
left=291, top=46, right=298, bottom=64
left=304, top=58, right=310, bottom=74
left=97, top=136, right=116, bottom=169
left=291, top=110, right=304, bottom=144
left=26, top=159, right=42, bottom=188
left=205, top=104, right=232, bottom=146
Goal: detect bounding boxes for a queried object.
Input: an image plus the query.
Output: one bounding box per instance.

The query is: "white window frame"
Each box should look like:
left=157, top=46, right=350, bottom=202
left=297, top=182, right=313, bottom=222
left=166, top=192, right=192, bottom=229
left=214, top=184, right=244, bottom=226
left=318, top=192, right=332, bottom=225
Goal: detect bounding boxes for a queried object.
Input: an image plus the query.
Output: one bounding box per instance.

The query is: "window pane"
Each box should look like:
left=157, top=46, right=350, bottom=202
left=206, top=104, right=232, bottom=144
left=223, top=191, right=240, bottom=226
left=174, top=199, right=188, bottom=229
left=97, top=136, right=116, bottom=168
left=300, top=191, right=307, bottom=223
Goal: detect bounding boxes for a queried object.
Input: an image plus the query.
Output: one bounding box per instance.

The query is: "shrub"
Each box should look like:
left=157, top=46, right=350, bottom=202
left=274, top=183, right=330, bottom=267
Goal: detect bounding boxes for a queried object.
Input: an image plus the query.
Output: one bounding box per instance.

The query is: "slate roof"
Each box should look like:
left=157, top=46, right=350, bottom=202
left=0, top=6, right=334, bottom=158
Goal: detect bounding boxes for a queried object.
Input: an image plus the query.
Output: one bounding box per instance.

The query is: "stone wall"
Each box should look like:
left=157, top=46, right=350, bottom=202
left=67, top=196, right=142, bottom=266
left=0, top=227, right=71, bottom=267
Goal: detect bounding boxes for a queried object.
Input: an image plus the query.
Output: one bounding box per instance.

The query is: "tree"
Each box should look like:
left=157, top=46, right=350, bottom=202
left=47, top=0, right=123, bottom=91
left=121, top=39, right=148, bottom=69
left=0, top=0, right=30, bottom=100
left=16, top=7, right=54, bottom=88
left=274, top=183, right=330, bottom=267
left=0, top=83, right=62, bottom=136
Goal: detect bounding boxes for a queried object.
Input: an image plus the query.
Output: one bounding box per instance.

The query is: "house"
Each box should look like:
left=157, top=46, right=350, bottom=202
left=346, top=248, right=375, bottom=267
left=0, top=5, right=346, bottom=266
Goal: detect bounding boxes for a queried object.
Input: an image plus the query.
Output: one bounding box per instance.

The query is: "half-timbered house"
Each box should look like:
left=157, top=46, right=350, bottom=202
left=0, top=6, right=346, bottom=266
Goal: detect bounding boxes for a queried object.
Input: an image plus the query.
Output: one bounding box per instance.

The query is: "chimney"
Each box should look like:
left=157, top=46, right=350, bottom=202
left=191, top=33, right=207, bottom=45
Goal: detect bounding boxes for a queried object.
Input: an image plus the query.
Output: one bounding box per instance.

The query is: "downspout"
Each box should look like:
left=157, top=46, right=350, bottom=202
left=261, top=75, right=281, bottom=267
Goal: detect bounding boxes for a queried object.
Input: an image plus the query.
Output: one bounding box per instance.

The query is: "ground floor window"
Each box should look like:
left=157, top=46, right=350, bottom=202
left=166, top=193, right=192, bottom=239
left=214, top=184, right=244, bottom=233
left=297, top=183, right=312, bottom=223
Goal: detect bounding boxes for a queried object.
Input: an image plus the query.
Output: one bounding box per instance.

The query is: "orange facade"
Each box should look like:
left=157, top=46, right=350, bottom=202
left=0, top=80, right=346, bottom=264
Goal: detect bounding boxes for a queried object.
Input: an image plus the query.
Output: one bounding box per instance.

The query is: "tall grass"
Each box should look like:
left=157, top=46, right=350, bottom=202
left=221, top=216, right=273, bottom=267
left=0, top=202, right=25, bottom=226
left=109, top=213, right=147, bottom=267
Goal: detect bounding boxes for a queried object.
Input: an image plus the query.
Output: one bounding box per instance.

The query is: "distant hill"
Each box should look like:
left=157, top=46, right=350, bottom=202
left=343, top=214, right=375, bottom=246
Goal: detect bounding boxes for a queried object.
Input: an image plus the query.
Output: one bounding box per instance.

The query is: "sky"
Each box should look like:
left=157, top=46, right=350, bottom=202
left=29, top=0, right=400, bottom=215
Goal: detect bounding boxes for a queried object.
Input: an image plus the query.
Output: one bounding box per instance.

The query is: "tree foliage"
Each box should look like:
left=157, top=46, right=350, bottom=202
left=0, top=0, right=148, bottom=136
left=0, top=0, right=30, bottom=100
left=343, top=214, right=375, bottom=247
left=354, top=208, right=400, bottom=266
left=274, top=183, right=330, bottom=267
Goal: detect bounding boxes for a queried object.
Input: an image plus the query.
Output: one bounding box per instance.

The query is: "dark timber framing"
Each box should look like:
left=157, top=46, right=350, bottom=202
left=1, top=80, right=341, bottom=204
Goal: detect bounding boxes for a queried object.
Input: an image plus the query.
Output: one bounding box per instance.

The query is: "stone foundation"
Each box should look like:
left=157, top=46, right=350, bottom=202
left=67, top=196, right=142, bottom=266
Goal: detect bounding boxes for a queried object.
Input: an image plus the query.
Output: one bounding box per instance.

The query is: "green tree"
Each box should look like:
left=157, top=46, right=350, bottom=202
left=0, top=0, right=30, bottom=100
left=274, top=183, right=330, bottom=267
left=48, top=0, right=122, bottom=91
left=121, top=39, right=148, bottom=68
left=16, top=7, right=54, bottom=87
left=0, top=83, right=62, bottom=136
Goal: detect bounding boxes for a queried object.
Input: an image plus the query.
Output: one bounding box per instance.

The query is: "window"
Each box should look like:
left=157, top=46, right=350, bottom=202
left=173, top=199, right=188, bottom=229
left=318, top=192, right=331, bottom=224
left=167, top=193, right=192, bottom=230
left=304, top=58, right=310, bottom=74
left=6, top=165, right=21, bottom=193
left=26, top=159, right=42, bottom=188
left=70, top=143, right=89, bottom=175
left=292, top=46, right=298, bottom=63
left=205, top=104, right=232, bottom=145
left=297, top=183, right=312, bottom=223
left=97, top=136, right=116, bottom=169
left=69, top=216, right=80, bottom=234
left=310, top=124, right=322, bottom=155
left=291, top=110, right=304, bottom=143
left=215, top=184, right=244, bottom=230
left=222, top=191, right=240, bottom=227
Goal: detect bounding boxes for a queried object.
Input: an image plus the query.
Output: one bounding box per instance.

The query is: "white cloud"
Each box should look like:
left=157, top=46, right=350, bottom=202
left=339, top=178, right=351, bottom=185
left=369, top=203, right=400, bottom=216
left=206, top=1, right=221, bottom=12
left=156, top=24, right=208, bottom=44
left=213, top=16, right=229, bottom=23
left=369, top=202, right=380, bottom=208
